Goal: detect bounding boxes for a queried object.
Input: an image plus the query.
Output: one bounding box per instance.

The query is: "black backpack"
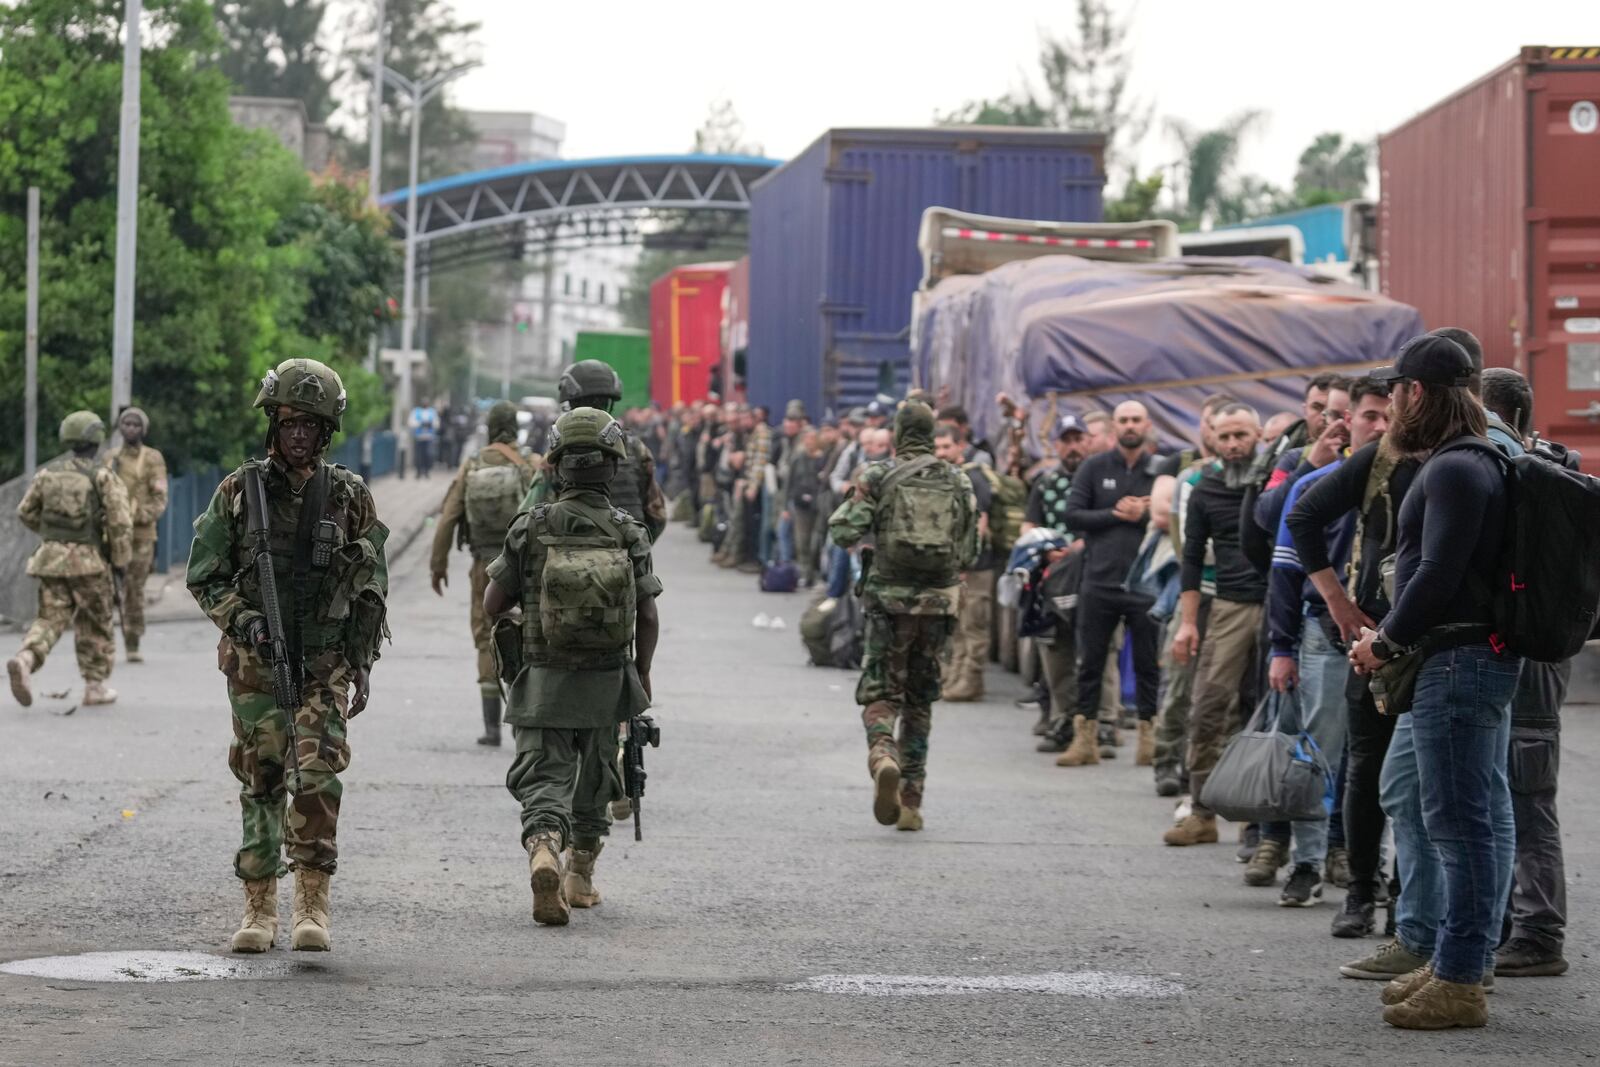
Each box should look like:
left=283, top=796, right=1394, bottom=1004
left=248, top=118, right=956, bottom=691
left=1438, top=436, right=1600, bottom=663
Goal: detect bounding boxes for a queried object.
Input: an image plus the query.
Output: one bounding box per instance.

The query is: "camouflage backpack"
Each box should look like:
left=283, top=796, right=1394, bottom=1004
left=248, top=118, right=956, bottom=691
left=967, top=462, right=1027, bottom=557
left=464, top=452, right=529, bottom=556
left=532, top=503, right=637, bottom=654
left=36, top=458, right=104, bottom=547
left=874, top=454, right=973, bottom=581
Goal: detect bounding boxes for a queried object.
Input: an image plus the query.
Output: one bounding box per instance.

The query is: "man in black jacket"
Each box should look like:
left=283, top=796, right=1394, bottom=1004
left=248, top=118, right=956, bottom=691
left=1059, top=401, right=1162, bottom=768
left=1163, top=403, right=1265, bottom=846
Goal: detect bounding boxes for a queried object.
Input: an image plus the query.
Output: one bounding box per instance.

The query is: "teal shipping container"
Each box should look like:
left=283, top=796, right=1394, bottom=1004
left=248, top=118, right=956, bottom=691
left=574, top=329, right=651, bottom=410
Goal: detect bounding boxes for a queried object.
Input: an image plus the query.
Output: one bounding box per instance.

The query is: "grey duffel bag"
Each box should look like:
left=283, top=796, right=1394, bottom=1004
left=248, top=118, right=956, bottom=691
left=1199, top=690, right=1331, bottom=824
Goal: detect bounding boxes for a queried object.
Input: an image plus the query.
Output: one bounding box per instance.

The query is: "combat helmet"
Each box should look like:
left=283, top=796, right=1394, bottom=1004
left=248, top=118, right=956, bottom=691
left=546, top=407, right=627, bottom=484
left=254, top=358, right=348, bottom=431
left=557, top=360, right=624, bottom=411
left=59, top=410, right=106, bottom=447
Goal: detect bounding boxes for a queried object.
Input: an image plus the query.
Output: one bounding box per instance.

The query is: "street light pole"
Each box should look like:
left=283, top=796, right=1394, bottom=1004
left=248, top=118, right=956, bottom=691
left=367, top=0, right=386, bottom=207
left=25, top=187, right=40, bottom=478
left=109, top=0, right=143, bottom=423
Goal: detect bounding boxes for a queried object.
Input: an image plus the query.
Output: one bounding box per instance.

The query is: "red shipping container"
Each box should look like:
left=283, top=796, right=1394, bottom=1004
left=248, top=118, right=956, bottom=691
left=1380, top=46, right=1600, bottom=457
left=650, top=263, right=732, bottom=407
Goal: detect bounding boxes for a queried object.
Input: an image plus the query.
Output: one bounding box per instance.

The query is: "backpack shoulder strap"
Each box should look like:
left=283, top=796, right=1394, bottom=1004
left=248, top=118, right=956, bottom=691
left=876, top=454, right=940, bottom=500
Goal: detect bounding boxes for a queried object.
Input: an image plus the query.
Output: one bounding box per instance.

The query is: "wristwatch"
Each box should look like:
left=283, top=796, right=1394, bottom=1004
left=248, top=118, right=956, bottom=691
left=1370, top=632, right=1397, bottom=662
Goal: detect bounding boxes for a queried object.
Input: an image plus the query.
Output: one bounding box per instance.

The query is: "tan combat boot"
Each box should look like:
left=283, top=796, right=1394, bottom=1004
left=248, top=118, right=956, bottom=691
left=230, top=877, right=279, bottom=953
left=290, top=868, right=331, bottom=951
left=526, top=831, right=570, bottom=926
left=1243, top=838, right=1288, bottom=885
left=1382, top=975, right=1488, bottom=1030
left=562, top=841, right=604, bottom=909
left=7, top=650, right=36, bottom=707
left=896, top=807, right=923, bottom=832
left=1135, top=720, right=1155, bottom=766
left=871, top=755, right=902, bottom=826
left=82, top=681, right=118, bottom=706
left=1381, top=964, right=1434, bottom=1006
left=1163, top=812, right=1219, bottom=846
left=1055, top=716, right=1100, bottom=767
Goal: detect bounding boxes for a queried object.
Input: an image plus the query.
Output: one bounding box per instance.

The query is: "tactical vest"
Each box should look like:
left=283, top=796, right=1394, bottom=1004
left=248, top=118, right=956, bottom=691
left=519, top=499, right=636, bottom=671
left=36, top=457, right=104, bottom=547
left=463, top=444, right=532, bottom=559
left=241, top=460, right=351, bottom=653
left=606, top=433, right=648, bottom=526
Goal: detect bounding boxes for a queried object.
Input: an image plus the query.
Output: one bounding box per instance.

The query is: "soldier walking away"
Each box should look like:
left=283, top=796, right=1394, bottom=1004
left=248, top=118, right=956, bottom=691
left=523, top=360, right=667, bottom=543
left=105, top=407, right=169, bottom=663
left=431, top=401, right=538, bottom=746
left=484, top=408, right=662, bottom=927
left=7, top=412, right=133, bottom=708
left=186, top=359, right=389, bottom=955
left=828, top=402, right=977, bottom=832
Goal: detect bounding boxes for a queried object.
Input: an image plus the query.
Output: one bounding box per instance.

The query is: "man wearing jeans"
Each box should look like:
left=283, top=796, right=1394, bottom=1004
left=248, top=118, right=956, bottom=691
left=1349, top=334, right=1519, bottom=1030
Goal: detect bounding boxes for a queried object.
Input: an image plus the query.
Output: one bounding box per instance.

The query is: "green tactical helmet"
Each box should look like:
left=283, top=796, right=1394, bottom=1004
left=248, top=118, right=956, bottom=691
left=254, top=358, right=348, bottom=431
left=59, top=410, right=106, bottom=446
left=557, top=360, right=624, bottom=407
left=546, top=407, right=628, bottom=484
left=486, top=400, right=520, bottom=443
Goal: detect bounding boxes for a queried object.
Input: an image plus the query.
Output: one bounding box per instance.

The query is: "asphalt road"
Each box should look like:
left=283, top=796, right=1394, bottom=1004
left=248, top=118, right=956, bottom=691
left=2, top=524, right=1597, bottom=1066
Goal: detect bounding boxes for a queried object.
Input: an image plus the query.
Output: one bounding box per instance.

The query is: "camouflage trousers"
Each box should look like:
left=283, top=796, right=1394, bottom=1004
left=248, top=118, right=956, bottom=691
left=23, top=574, right=116, bottom=683
left=120, top=531, right=157, bottom=641
left=857, top=611, right=954, bottom=809
left=226, top=647, right=353, bottom=880
left=469, top=557, right=495, bottom=696
left=506, top=724, right=623, bottom=851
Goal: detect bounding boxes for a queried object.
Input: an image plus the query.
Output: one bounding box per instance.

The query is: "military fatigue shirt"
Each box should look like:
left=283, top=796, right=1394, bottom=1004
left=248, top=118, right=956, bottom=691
left=187, top=456, right=389, bottom=674
left=105, top=443, right=169, bottom=535
left=489, top=487, right=663, bottom=729
left=826, top=450, right=978, bottom=617
left=431, top=440, right=538, bottom=573
left=18, top=457, right=133, bottom=577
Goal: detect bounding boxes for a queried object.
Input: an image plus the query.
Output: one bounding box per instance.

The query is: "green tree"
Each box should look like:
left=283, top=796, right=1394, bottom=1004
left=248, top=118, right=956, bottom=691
left=1166, top=109, right=1265, bottom=226
left=1103, top=171, right=1165, bottom=223
left=1293, top=132, right=1371, bottom=204
left=213, top=0, right=335, bottom=120
left=0, top=0, right=392, bottom=479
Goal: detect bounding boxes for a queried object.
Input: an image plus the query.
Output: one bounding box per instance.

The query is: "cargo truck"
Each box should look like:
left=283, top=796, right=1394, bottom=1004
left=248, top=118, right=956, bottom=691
left=573, top=329, right=651, bottom=411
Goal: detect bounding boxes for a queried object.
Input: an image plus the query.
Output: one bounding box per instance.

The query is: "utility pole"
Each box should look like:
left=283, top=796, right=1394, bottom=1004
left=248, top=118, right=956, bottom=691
left=24, top=187, right=40, bottom=478
left=367, top=0, right=386, bottom=207
left=379, top=60, right=478, bottom=476
left=109, top=0, right=143, bottom=423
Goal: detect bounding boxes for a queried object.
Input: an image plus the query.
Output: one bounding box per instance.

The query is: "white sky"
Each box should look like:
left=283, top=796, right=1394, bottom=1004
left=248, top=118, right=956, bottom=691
left=437, top=0, right=1590, bottom=193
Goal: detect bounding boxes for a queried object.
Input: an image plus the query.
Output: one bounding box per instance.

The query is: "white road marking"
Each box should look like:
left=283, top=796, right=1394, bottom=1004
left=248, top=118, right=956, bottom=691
left=0, top=950, right=301, bottom=983
left=786, top=971, right=1184, bottom=998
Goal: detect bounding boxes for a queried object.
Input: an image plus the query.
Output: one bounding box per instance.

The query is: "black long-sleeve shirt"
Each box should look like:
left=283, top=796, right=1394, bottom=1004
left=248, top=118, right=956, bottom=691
left=1063, top=448, right=1158, bottom=591
left=1383, top=444, right=1507, bottom=647
left=1182, top=467, right=1266, bottom=603
left=1287, top=440, right=1420, bottom=619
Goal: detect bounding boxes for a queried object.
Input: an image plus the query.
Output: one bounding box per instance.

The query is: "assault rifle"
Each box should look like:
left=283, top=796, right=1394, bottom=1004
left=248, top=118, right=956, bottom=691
left=244, top=466, right=304, bottom=793
left=622, top=713, right=660, bottom=842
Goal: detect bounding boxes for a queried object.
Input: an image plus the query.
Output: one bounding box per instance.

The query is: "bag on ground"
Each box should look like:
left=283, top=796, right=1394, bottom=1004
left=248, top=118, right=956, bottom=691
left=760, top=561, right=799, bottom=593
left=1199, top=690, right=1330, bottom=823
left=799, top=592, right=864, bottom=669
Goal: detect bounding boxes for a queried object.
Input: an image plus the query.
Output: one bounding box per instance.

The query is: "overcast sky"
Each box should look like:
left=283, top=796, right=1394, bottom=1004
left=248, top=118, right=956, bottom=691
left=439, top=0, right=1588, bottom=194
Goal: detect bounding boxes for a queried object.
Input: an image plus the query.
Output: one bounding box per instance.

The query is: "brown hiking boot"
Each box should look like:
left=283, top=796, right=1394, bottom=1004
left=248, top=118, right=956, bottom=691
left=526, top=831, right=570, bottom=926
left=896, top=806, right=923, bottom=831
left=1381, top=964, right=1433, bottom=1006
left=1135, top=720, right=1155, bottom=766
left=1243, top=838, right=1288, bottom=886
left=290, top=868, right=331, bottom=951
left=8, top=650, right=36, bottom=707
left=871, top=757, right=902, bottom=826
left=82, top=681, right=118, bottom=706
left=562, top=841, right=604, bottom=909
left=1055, top=716, right=1099, bottom=767
left=1382, top=976, right=1487, bottom=1030
left=230, top=877, right=278, bottom=953
left=1163, top=812, right=1218, bottom=846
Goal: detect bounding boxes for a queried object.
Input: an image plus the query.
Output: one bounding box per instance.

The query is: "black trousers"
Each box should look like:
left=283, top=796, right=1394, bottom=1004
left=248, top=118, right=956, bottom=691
left=1074, top=585, right=1160, bottom=721
left=1342, top=677, right=1397, bottom=901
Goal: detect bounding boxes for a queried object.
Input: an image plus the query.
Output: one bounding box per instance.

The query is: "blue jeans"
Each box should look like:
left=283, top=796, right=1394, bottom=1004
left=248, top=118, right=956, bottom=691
left=1264, top=624, right=1350, bottom=866
left=776, top=512, right=796, bottom=564
left=825, top=545, right=856, bottom=599
left=1381, top=645, right=1518, bottom=983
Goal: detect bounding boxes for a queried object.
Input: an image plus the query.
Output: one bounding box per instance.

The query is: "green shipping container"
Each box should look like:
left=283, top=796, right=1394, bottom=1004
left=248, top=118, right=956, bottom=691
left=573, top=329, right=652, bottom=411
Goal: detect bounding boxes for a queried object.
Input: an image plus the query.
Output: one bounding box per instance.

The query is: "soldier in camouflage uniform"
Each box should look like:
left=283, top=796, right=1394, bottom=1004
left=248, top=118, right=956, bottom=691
left=431, top=400, right=538, bottom=746
left=485, top=407, right=662, bottom=927
left=521, top=360, right=667, bottom=542
left=105, top=407, right=169, bottom=662
left=7, top=412, right=133, bottom=708
left=186, top=359, right=389, bottom=955
left=828, top=401, right=977, bottom=832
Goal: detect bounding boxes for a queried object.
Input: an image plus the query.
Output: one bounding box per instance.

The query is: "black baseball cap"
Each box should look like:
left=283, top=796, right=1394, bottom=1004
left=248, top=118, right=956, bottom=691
left=1055, top=413, right=1088, bottom=439
left=1370, top=334, right=1474, bottom=387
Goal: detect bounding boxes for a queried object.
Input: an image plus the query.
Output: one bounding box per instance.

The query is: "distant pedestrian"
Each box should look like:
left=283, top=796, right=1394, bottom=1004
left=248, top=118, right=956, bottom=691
left=410, top=399, right=440, bottom=477
left=104, top=406, right=169, bottom=663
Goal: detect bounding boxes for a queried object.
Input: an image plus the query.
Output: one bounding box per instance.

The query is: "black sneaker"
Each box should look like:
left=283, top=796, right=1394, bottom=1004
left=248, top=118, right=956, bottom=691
left=1494, top=937, right=1569, bottom=977
left=1331, top=895, right=1375, bottom=938
left=1278, top=862, right=1323, bottom=907
left=1154, top=767, right=1183, bottom=797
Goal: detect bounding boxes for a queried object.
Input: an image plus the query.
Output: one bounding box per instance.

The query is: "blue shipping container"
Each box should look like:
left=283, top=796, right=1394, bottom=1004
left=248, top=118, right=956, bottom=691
left=1216, top=201, right=1362, bottom=266
left=748, top=128, right=1105, bottom=419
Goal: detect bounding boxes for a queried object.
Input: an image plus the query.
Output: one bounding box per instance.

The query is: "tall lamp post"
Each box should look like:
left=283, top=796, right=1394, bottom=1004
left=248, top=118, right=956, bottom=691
left=109, top=0, right=143, bottom=423
left=379, top=61, right=477, bottom=475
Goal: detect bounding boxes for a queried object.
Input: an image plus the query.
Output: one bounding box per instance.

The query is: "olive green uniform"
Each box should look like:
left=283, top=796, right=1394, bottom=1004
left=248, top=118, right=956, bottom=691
left=490, top=488, right=661, bottom=850
left=104, top=437, right=169, bottom=647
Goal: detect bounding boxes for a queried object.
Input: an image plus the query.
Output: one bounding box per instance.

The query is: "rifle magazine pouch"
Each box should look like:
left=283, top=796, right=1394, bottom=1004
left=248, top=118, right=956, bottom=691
left=492, top=615, right=524, bottom=684
left=1370, top=648, right=1423, bottom=718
